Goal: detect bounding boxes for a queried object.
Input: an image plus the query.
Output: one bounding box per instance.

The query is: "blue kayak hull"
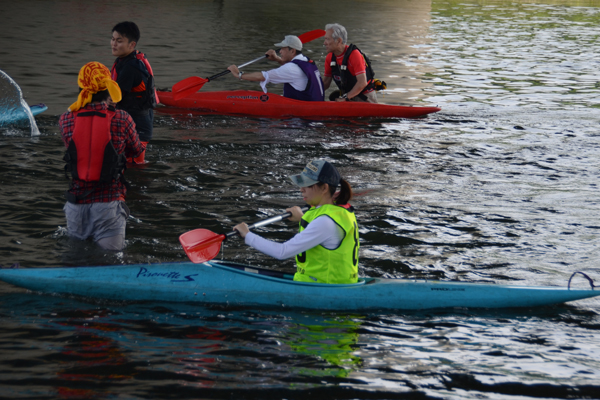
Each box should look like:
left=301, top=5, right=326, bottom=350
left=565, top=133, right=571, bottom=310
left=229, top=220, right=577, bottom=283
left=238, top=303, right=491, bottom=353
left=0, top=261, right=598, bottom=311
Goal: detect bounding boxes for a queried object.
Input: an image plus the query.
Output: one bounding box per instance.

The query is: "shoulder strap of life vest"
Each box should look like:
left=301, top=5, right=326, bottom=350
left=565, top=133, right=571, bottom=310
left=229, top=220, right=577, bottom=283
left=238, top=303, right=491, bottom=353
left=343, top=44, right=375, bottom=90
left=330, top=44, right=375, bottom=96
left=110, top=51, right=159, bottom=106
left=134, top=51, right=160, bottom=105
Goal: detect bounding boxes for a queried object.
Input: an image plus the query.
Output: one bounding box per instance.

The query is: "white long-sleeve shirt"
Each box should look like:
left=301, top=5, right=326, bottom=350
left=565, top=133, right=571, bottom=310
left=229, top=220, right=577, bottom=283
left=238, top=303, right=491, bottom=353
left=245, top=213, right=345, bottom=260
left=260, top=54, right=309, bottom=93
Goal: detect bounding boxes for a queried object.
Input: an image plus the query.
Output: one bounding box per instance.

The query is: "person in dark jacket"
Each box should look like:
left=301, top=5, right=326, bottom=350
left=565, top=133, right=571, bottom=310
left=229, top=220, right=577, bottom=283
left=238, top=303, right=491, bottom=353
left=110, top=21, right=158, bottom=163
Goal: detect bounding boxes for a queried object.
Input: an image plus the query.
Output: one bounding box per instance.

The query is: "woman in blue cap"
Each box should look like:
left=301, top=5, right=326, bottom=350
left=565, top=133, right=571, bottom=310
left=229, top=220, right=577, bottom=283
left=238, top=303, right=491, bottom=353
left=234, top=159, right=359, bottom=284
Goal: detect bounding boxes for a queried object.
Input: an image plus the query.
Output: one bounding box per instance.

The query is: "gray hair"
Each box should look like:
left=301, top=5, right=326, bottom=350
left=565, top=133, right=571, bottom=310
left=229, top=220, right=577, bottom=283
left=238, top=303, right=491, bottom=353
left=325, top=23, right=347, bottom=44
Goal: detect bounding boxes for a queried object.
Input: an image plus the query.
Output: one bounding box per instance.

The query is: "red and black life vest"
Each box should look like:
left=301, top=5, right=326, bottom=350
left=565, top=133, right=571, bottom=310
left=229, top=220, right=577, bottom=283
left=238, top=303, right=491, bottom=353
left=329, top=44, right=375, bottom=100
left=63, top=108, right=127, bottom=202
left=111, top=50, right=159, bottom=112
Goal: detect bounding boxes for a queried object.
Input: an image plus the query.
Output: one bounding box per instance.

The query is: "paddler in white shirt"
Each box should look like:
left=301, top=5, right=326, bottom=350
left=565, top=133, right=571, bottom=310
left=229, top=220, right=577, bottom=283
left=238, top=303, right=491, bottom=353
left=233, top=159, right=359, bottom=284
left=227, top=35, right=324, bottom=101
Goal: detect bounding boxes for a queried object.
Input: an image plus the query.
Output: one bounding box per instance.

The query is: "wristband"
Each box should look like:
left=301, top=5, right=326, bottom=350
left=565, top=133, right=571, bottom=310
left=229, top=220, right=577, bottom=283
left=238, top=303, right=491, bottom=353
left=238, top=71, right=244, bottom=80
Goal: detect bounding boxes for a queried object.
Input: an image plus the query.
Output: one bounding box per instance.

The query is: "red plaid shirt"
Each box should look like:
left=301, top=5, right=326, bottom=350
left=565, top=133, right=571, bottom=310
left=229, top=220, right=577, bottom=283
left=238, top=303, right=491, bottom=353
left=59, top=103, right=145, bottom=204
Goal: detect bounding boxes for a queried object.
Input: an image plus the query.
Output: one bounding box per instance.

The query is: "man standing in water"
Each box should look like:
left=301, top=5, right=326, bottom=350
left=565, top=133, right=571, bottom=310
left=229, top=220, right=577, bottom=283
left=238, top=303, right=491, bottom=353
left=110, top=21, right=158, bottom=163
left=227, top=35, right=324, bottom=101
left=323, top=23, right=378, bottom=103
left=59, top=62, right=145, bottom=250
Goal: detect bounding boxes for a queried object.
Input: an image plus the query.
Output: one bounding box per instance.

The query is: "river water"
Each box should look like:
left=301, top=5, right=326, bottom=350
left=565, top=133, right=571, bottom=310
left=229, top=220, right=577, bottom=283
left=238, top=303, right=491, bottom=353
left=1, top=0, right=600, bottom=398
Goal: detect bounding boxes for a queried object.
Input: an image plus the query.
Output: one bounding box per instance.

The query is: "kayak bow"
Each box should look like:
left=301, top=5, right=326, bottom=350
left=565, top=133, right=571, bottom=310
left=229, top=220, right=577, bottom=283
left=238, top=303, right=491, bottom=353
left=0, top=261, right=597, bottom=311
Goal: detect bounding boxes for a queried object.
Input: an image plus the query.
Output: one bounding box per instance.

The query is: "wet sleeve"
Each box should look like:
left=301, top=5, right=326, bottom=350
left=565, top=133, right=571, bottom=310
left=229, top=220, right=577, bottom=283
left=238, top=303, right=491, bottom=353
left=122, top=113, right=146, bottom=157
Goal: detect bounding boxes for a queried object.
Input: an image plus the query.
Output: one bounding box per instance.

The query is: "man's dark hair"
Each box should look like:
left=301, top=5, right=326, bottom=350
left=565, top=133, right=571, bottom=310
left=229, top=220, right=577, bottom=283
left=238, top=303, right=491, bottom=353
left=112, top=21, right=140, bottom=43
left=91, top=90, right=110, bottom=103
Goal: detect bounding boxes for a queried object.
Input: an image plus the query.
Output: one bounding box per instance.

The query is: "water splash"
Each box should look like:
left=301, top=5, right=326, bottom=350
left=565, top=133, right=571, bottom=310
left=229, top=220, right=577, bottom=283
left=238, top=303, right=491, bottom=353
left=0, top=69, right=41, bottom=136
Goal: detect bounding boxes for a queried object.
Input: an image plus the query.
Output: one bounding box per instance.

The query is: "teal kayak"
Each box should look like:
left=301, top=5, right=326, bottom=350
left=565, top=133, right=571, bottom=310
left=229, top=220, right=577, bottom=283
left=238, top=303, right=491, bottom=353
left=0, top=261, right=597, bottom=311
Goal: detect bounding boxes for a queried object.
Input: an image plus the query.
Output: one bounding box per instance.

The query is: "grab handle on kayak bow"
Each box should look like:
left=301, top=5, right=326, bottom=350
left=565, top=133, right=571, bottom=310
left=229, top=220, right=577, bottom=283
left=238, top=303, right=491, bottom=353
left=568, top=271, right=596, bottom=290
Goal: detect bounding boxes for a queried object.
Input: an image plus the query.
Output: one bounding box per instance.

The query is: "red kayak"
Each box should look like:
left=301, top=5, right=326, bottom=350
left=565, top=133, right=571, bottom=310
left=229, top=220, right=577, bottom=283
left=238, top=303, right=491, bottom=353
left=157, top=90, right=441, bottom=119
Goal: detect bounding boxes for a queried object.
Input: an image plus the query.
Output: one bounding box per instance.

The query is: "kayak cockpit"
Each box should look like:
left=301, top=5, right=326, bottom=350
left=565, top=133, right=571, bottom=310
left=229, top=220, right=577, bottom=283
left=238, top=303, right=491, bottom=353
left=204, top=260, right=370, bottom=287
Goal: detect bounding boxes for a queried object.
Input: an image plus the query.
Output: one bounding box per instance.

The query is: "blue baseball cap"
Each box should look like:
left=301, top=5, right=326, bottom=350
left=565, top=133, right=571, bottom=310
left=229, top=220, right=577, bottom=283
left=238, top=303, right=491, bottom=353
left=289, top=159, right=341, bottom=188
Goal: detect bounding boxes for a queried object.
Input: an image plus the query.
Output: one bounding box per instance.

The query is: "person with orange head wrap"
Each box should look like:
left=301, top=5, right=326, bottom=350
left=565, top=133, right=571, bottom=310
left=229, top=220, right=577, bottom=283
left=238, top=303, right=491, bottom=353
left=59, top=61, right=146, bottom=251
left=68, top=62, right=123, bottom=112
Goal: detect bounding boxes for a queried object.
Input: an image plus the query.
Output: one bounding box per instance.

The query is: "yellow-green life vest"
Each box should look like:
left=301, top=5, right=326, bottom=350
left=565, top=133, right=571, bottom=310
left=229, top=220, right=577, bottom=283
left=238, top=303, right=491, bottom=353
left=294, top=204, right=359, bottom=284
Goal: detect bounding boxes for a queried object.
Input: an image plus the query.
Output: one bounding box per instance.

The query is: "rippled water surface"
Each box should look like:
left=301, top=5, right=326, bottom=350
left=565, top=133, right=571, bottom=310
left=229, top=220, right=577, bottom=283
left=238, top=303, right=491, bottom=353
left=1, top=0, right=600, bottom=398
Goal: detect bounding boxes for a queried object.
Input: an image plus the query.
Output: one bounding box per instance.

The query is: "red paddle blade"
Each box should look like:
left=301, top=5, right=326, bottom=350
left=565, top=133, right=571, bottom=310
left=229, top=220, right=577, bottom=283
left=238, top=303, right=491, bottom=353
left=298, top=29, right=326, bottom=43
left=179, top=229, right=226, bottom=264
left=172, top=76, right=209, bottom=100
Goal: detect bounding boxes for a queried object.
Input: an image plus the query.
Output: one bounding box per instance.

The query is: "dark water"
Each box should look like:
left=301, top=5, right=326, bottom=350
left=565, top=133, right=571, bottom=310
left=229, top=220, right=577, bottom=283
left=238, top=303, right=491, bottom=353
left=1, top=0, right=600, bottom=398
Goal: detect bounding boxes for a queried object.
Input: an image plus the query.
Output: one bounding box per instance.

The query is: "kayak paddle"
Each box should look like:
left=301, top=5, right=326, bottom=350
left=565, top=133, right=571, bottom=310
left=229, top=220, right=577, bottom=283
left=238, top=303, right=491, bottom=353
left=172, top=55, right=266, bottom=101
left=172, top=29, right=326, bottom=100
left=179, top=205, right=310, bottom=263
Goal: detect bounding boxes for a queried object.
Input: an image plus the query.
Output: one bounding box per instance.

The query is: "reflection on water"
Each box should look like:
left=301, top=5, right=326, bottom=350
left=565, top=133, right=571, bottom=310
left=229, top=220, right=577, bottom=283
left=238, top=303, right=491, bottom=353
left=1, top=293, right=599, bottom=398
left=1, top=0, right=600, bottom=398
left=284, top=316, right=362, bottom=378
left=428, top=0, right=600, bottom=110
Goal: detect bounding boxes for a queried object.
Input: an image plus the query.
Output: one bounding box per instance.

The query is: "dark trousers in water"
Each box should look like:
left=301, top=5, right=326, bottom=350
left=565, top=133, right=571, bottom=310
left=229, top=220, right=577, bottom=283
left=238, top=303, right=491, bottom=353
left=129, top=109, right=153, bottom=142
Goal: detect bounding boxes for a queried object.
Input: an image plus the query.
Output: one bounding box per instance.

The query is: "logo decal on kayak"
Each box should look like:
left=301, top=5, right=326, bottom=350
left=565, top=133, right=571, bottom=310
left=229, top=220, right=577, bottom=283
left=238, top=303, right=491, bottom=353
left=136, top=267, right=197, bottom=282
left=260, top=94, right=269, bottom=102
left=226, top=95, right=260, bottom=100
